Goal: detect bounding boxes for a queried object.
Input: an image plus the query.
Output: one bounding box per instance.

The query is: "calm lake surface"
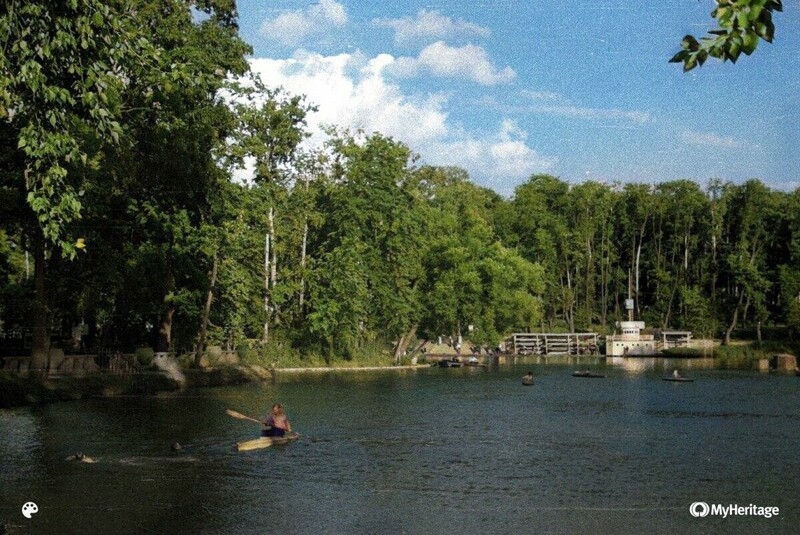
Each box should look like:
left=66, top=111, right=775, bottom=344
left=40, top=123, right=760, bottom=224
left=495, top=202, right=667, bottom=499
left=1, top=363, right=798, bottom=534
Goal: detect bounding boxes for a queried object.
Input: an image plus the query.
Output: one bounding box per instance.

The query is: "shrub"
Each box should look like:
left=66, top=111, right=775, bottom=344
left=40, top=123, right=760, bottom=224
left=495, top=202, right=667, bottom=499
left=135, top=347, right=155, bottom=367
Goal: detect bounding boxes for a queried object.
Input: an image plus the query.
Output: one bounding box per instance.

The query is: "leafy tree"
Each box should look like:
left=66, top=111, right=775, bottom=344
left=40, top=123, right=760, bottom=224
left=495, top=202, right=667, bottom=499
left=720, top=180, right=778, bottom=344
left=0, top=0, right=251, bottom=368
left=511, top=175, right=572, bottom=330
left=671, top=0, right=784, bottom=71
left=419, top=167, right=544, bottom=346
left=310, top=132, right=424, bottom=360
left=227, top=84, right=314, bottom=345
left=1, top=0, right=165, bottom=370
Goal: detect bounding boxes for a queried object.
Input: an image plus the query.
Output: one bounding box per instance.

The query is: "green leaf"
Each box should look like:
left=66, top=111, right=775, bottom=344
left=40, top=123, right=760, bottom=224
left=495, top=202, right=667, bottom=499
left=680, top=35, right=699, bottom=51
left=668, top=51, right=688, bottom=63
left=742, top=32, right=759, bottom=55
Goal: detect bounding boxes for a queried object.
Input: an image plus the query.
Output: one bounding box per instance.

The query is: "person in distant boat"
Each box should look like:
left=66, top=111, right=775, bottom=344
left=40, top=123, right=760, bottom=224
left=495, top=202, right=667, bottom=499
left=262, top=403, right=292, bottom=437
left=673, top=369, right=680, bottom=378
left=522, top=371, right=534, bottom=384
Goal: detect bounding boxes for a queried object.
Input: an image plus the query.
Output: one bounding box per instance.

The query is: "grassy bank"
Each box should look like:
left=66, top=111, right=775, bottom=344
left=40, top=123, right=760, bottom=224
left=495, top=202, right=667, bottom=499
left=235, top=338, right=410, bottom=369
left=0, top=346, right=413, bottom=408
left=714, top=341, right=797, bottom=369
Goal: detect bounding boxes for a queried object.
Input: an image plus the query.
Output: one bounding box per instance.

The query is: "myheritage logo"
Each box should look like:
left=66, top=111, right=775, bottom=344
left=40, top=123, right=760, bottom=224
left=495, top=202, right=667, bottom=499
left=689, top=502, right=779, bottom=519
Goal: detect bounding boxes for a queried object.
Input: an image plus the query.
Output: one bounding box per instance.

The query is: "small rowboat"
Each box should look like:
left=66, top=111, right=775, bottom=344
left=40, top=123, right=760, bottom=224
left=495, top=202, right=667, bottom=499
left=572, top=371, right=605, bottom=378
left=438, top=360, right=462, bottom=368
left=663, top=376, right=694, bottom=382
left=236, top=432, right=300, bottom=452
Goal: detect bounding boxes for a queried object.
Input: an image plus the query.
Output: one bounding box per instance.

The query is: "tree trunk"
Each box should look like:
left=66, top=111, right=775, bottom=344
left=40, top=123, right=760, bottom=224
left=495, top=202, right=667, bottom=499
left=600, top=226, right=609, bottom=328
left=156, top=305, right=175, bottom=353
left=299, top=221, right=308, bottom=309
left=662, top=282, right=678, bottom=330
left=30, top=241, right=50, bottom=376
left=325, top=337, right=334, bottom=365
left=195, top=253, right=219, bottom=367
left=724, top=291, right=745, bottom=345
left=585, top=236, right=592, bottom=325
left=563, top=261, right=575, bottom=333
left=742, top=294, right=751, bottom=326
left=268, top=230, right=270, bottom=344
left=407, top=338, right=428, bottom=359
left=711, top=233, right=717, bottom=300
left=393, top=324, right=418, bottom=365
left=269, top=207, right=277, bottom=322
left=635, top=230, right=643, bottom=317
left=269, top=207, right=277, bottom=290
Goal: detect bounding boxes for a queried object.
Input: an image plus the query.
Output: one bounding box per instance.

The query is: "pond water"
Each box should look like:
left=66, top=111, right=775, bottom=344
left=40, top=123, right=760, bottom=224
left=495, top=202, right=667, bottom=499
left=1, top=364, right=798, bottom=534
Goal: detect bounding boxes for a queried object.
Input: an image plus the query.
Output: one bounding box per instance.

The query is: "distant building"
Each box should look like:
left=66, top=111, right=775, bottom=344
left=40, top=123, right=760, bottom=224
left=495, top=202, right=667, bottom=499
left=607, top=321, right=656, bottom=356
left=606, top=321, right=692, bottom=356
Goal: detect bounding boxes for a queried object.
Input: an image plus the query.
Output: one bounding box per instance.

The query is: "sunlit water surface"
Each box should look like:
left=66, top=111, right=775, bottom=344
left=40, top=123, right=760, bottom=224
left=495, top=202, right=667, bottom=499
left=1, top=364, right=798, bottom=534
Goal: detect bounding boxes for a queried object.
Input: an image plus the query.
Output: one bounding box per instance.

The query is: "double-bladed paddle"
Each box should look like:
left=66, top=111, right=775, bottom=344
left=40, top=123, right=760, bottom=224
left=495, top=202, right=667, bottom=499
left=225, top=408, right=263, bottom=425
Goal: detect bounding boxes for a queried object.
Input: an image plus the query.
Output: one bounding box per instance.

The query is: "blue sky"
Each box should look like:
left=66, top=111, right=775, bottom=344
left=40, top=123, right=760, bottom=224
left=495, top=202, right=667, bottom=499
left=234, top=1, right=799, bottom=196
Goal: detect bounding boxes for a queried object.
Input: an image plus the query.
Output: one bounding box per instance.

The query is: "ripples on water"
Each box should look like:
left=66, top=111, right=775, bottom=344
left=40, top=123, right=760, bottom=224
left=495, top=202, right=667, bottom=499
left=1, top=365, right=798, bottom=534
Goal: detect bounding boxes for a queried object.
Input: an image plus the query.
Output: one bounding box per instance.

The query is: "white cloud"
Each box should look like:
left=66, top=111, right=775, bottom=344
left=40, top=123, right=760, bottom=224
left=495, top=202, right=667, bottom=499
left=260, top=0, right=347, bottom=46
left=519, top=90, right=561, bottom=101
left=373, top=9, right=490, bottom=46
left=481, top=92, right=651, bottom=124
left=680, top=130, right=746, bottom=148
left=427, top=120, right=555, bottom=194
left=245, top=53, right=551, bottom=193
left=248, top=52, right=448, bottom=150
left=388, top=41, right=515, bottom=85
left=535, top=104, right=651, bottom=124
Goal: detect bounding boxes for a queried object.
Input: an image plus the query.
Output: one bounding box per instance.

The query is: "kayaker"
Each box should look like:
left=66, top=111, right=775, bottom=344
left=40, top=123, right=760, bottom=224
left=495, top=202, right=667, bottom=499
left=673, top=369, right=680, bottom=379
left=262, top=403, right=292, bottom=437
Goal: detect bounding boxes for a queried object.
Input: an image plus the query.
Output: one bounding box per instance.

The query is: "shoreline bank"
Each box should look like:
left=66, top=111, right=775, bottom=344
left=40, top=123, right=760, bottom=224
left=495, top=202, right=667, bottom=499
left=3, top=352, right=796, bottom=409
left=0, top=363, right=433, bottom=408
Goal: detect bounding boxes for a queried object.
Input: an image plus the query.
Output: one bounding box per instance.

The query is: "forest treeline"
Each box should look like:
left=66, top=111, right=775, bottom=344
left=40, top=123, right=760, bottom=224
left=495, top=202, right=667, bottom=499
left=1, top=1, right=799, bottom=368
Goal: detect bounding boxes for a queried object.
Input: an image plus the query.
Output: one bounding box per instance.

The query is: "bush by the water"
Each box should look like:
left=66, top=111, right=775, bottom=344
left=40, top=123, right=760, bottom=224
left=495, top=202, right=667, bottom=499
left=714, top=341, right=795, bottom=369
left=135, top=347, right=155, bottom=367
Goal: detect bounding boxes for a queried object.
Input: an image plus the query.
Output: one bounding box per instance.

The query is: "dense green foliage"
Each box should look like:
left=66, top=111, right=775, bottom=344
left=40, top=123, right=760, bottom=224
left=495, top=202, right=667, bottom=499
left=1, top=1, right=798, bottom=367
left=671, top=0, right=784, bottom=71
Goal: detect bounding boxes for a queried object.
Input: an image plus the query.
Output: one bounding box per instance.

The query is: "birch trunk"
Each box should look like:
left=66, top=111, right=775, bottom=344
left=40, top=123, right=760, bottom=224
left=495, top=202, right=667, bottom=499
left=269, top=207, right=277, bottom=290
left=393, top=324, right=418, bottom=365
left=299, top=221, right=307, bottom=309
left=268, top=234, right=270, bottom=344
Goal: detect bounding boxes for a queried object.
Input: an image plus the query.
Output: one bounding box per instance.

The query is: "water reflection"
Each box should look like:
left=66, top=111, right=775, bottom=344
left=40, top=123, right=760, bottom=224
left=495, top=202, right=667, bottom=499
left=606, top=356, right=717, bottom=373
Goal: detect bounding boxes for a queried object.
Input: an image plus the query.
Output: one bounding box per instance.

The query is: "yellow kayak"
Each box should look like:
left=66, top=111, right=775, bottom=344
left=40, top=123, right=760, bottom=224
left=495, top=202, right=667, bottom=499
left=236, top=432, right=300, bottom=452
